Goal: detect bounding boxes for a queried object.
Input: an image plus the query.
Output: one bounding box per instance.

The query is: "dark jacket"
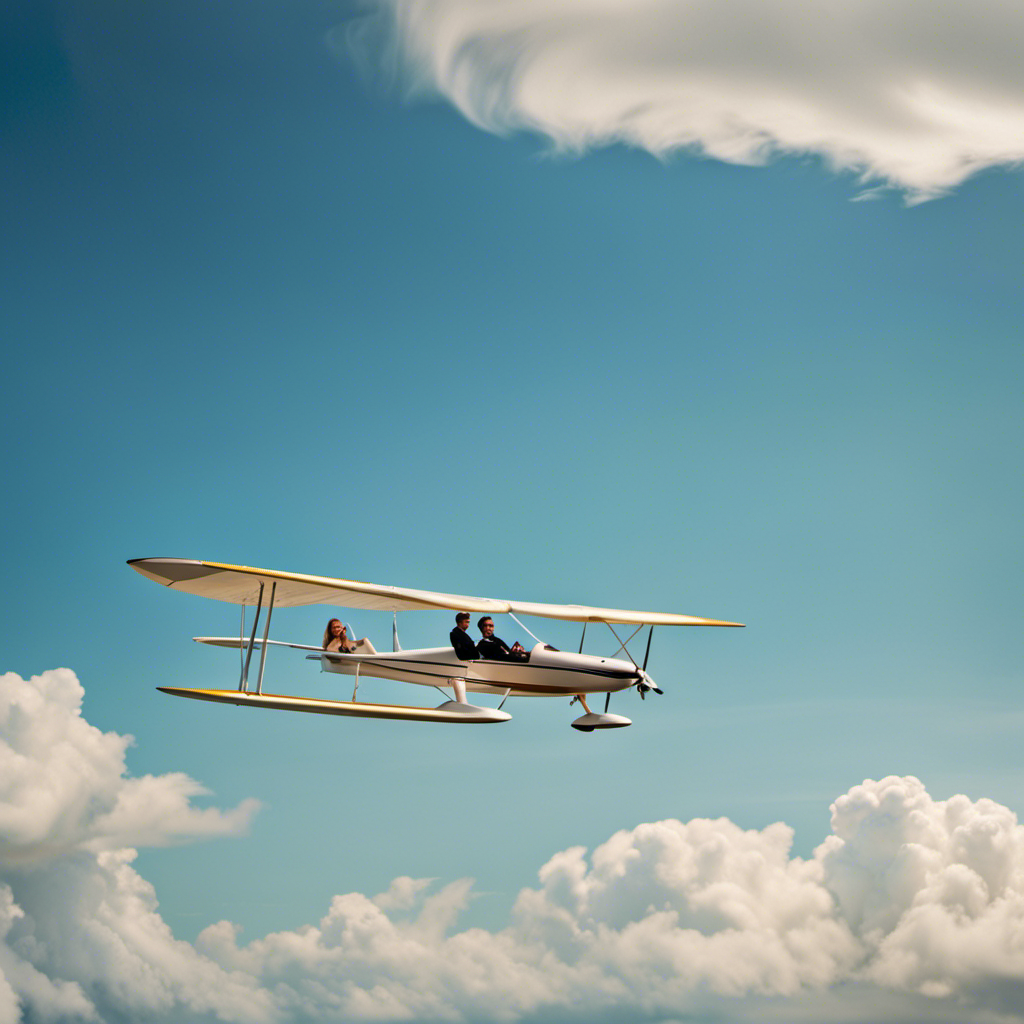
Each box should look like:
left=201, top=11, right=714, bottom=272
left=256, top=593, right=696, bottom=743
left=477, top=634, right=525, bottom=661
left=450, top=627, right=480, bottom=660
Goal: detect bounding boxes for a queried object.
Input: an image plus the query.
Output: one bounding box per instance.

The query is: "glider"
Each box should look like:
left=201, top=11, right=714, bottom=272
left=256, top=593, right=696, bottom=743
left=128, top=557, right=743, bottom=731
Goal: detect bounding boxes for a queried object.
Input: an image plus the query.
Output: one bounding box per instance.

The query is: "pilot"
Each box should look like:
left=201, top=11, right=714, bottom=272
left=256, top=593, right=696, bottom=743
left=476, top=617, right=527, bottom=661
left=450, top=612, right=480, bottom=660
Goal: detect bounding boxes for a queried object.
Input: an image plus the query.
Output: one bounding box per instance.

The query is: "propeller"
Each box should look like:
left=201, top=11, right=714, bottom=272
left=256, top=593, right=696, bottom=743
left=634, top=627, right=663, bottom=699
left=634, top=671, right=664, bottom=699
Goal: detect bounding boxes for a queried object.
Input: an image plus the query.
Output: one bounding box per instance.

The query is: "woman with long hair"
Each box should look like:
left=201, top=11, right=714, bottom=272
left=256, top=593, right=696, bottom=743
left=322, top=618, right=377, bottom=654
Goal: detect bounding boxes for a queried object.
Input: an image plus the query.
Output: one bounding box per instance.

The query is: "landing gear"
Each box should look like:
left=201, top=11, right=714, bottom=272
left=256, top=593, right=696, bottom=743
left=570, top=694, right=631, bottom=731
left=571, top=712, right=632, bottom=732
left=434, top=700, right=512, bottom=721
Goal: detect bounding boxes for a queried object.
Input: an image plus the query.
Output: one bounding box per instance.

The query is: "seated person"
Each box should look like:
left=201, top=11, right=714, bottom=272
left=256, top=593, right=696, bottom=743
left=323, top=618, right=377, bottom=654
left=450, top=612, right=480, bottom=660
left=476, top=616, right=528, bottom=661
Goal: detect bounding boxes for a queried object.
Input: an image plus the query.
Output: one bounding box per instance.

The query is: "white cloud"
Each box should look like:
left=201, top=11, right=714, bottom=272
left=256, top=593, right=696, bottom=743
left=0, top=669, right=259, bottom=862
left=3, top=669, right=1024, bottom=1022
left=0, top=670, right=266, bottom=1023
left=342, top=0, right=1024, bottom=200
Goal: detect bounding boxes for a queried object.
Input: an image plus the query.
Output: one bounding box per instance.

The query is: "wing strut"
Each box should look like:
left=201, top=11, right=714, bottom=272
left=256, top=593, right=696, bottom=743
left=240, top=582, right=264, bottom=691
left=509, top=612, right=542, bottom=645
left=606, top=622, right=644, bottom=665
left=255, top=582, right=276, bottom=695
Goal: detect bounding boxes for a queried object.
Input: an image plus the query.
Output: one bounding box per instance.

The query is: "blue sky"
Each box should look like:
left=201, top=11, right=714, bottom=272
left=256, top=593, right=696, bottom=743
left=2, top=1, right=1023, bottom=1020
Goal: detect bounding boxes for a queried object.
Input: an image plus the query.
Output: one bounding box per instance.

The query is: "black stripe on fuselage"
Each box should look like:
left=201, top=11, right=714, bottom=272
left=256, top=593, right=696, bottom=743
left=322, top=657, right=636, bottom=693
left=362, top=656, right=637, bottom=681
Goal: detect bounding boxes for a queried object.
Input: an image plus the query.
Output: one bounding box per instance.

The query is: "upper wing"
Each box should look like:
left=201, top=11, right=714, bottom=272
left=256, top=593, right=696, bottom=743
left=127, top=558, right=744, bottom=626
left=503, top=599, right=742, bottom=627
left=127, top=558, right=506, bottom=612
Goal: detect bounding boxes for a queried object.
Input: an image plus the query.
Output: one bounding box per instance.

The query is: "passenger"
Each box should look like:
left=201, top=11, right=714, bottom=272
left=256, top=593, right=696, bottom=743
left=323, top=618, right=377, bottom=655
left=476, top=616, right=527, bottom=661
left=450, top=612, right=480, bottom=660
left=447, top=612, right=478, bottom=705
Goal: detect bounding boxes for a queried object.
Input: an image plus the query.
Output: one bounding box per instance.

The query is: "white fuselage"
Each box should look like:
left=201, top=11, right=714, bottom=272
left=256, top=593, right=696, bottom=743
left=315, top=642, right=641, bottom=697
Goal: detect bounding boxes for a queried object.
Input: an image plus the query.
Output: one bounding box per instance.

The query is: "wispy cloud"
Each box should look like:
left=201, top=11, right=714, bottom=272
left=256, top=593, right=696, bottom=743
left=342, top=0, right=1024, bottom=201
left=3, top=669, right=1024, bottom=1022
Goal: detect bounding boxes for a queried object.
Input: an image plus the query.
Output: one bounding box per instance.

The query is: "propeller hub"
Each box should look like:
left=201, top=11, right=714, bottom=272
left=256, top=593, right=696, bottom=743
left=634, top=671, right=663, bottom=698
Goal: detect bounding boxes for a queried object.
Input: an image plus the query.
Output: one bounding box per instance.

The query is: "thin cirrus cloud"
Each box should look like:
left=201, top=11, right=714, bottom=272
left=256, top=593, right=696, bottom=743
left=342, top=0, right=1024, bottom=201
left=3, top=669, right=1024, bottom=1022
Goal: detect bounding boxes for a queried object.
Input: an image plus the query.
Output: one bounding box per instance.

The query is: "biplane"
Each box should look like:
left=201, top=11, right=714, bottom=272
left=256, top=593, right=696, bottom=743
left=127, top=558, right=743, bottom=731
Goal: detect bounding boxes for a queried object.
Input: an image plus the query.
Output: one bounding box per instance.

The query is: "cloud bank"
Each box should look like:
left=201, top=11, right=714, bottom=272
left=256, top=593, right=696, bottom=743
left=3, top=668, right=1024, bottom=1023
left=343, top=0, right=1024, bottom=200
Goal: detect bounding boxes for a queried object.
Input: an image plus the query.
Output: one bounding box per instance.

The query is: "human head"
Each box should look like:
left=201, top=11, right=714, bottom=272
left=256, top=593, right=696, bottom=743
left=455, top=612, right=470, bottom=629
left=322, top=618, right=346, bottom=648
left=478, top=616, right=494, bottom=635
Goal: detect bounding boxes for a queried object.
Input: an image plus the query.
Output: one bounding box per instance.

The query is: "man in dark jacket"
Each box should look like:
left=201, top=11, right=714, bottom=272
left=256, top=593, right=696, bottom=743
left=477, top=616, right=527, bottom=660
left=450, top=613, right=480, bottom=660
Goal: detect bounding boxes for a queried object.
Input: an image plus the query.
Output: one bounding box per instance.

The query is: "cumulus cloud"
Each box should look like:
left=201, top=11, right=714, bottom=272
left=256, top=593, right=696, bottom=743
left=4, top=669, right=1024, bottom=1022
left=342, top=0, right=1024, bottom=200
left=0, top=669, right=259, bottom=862
left=0, top=669, right=265, bottom=1023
